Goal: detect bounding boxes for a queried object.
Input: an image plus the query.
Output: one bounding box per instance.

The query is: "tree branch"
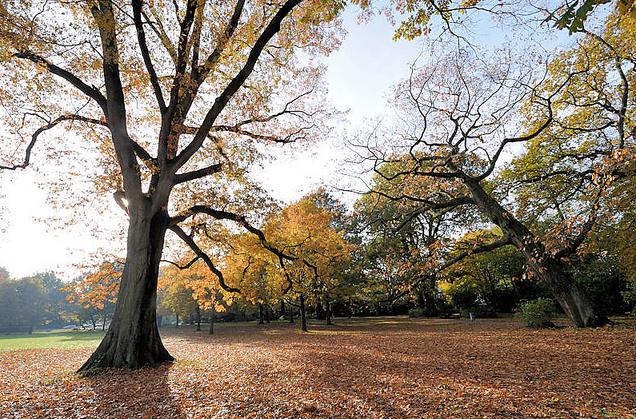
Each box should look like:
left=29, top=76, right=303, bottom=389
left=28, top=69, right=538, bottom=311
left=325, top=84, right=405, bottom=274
left=0, top=114, right=105, bottom=171
left=132, top=0, right=166, bottom=113
left=13, top=51, right=108, bottom=114
left=168, top=225, right=240, bottom=293
left=172, top=0, right=303, bottom=172
left=174, top=163, right=222, bottom=184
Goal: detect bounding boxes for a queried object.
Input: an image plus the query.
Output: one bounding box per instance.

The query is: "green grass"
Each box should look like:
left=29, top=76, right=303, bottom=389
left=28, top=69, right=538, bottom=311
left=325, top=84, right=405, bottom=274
left=0, top=329, right=105, bottom=351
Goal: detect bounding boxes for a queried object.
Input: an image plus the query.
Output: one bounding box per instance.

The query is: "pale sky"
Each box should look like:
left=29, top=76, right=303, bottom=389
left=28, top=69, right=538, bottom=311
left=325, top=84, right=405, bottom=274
left=0, top=3, right=580, bottom=279
left=0, top=9, right=425, bottom=279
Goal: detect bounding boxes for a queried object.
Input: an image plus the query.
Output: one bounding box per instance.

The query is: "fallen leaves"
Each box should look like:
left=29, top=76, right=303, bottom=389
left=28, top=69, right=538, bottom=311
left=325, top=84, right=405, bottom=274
left=0, top=317, right=635, bottom=418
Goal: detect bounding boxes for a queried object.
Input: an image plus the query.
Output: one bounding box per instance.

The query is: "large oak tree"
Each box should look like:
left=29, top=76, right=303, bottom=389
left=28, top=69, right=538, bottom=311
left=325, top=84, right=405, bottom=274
left=0, top=0, right=344, bottom=371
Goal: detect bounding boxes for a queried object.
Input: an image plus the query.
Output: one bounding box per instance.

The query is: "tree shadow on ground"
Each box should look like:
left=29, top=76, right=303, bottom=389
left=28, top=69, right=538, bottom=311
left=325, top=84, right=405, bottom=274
left=81, top=362, right=181, bottom=417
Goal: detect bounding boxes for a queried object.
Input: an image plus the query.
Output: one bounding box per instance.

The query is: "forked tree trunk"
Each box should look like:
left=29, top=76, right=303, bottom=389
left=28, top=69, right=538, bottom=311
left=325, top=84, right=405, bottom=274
left=78, top=209, right=173, bottom=372
left=465, top=179, right=606, bottom=327
left=300, top=294, right=308, bottom=332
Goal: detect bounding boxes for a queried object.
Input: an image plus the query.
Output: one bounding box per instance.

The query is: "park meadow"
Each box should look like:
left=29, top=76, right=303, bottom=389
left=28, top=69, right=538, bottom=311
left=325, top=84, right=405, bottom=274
left=1, top=317, right=635, bottom=417
left=1, top=0, right=636, bottom=417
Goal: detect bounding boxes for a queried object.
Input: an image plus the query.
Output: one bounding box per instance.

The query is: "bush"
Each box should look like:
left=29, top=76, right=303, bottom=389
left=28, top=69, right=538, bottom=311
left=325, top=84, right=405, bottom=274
left=408, top=307, right=426, bottom=318
left=515, top=298, right=557, bottom=328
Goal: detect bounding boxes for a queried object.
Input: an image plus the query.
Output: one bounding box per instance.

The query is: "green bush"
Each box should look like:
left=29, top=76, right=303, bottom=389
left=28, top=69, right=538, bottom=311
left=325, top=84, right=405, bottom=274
left=408, top=307, right=426, bottom=318
left=515, top=298, right=557, bottom=328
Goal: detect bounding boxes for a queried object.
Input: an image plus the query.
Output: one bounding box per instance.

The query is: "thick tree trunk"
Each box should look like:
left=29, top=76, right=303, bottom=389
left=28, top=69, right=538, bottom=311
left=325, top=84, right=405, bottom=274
left=417, top=285, right=438, bottom=317
left=464, top=179, right=606, bottom=327
left=289, top=305, right=295, bottom=323
left=265, top=304, right=271, bottom=324
left=538, top=258, right=606, bottom=327
left=300, top=294, right=308, bottom=332
left=78, top=209, right=173, bottom=372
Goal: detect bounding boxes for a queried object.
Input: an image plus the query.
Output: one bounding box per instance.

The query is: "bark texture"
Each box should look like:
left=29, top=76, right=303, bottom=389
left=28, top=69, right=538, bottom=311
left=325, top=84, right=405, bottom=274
left=78, top=209, right=173, bottom=372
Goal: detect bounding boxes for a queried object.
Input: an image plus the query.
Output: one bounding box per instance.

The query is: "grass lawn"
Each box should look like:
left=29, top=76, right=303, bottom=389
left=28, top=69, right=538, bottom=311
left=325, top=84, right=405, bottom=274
left=0, top=329, right=105, bottom=351
left=0, top=317, right=634, bottom=417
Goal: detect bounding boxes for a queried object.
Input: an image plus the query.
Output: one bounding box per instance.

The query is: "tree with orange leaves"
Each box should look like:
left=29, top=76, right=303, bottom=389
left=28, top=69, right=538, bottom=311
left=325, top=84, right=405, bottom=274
left=64, top=261, right=122, bottom=330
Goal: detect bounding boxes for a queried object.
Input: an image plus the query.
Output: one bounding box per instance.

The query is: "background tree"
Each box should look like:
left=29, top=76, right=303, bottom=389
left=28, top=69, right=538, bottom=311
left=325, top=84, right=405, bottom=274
left=64, top=262, right=122, bottom=330
left=157, top=268, right=198, bottom=327
left=442, top=229, right=532, bottom=314
left=352, top=159, right=468, bottom=315
left=0, top=276, right=46, bottom=333
left=355, top=9, right=634, bottom=326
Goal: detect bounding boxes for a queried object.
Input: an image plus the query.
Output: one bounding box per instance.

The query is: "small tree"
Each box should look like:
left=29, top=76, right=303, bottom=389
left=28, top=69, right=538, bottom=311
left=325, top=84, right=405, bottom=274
left=64, top=262, right=121, bottom=330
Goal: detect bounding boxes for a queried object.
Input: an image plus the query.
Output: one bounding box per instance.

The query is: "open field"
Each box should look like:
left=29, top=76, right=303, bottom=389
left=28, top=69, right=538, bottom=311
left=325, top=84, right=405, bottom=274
left=0, top=317, right=635, bottom=417
left=0, top=330, right=105, bottom=351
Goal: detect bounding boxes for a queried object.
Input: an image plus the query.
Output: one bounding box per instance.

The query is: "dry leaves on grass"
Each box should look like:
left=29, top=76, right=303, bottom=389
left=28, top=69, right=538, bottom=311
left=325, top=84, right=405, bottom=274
left=1, top=317, right=635, bottom=418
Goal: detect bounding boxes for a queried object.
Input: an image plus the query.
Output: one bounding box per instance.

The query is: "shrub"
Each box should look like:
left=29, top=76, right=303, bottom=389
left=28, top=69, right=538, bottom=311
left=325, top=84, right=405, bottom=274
left=408, top=307, right=426, bottom=318
left=515, top=298, right=557, bottom=328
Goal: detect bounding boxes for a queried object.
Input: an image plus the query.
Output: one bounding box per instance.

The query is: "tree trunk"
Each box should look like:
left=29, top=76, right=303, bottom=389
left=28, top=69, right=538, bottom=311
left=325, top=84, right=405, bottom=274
left=209, top=306, right=215, bottom=335
left=538, top=258, right=606, bottom=327
left=280, top=300, right=285, bottom=319
left=175, top=313, right=179, bottom=327
left=315, top=302, right=326, bottom=320
left=417, top=284, right=438, bottom=317
left=102, top=313, right=107, bottom=331
left=289, top=305, right=295, bottom=323
left=464, top=179, right=606, bottom=327
left=195, top=306, right=201, bottom=332
left=78, top=209, right=173, bottom=372
left=300, top=294, right=308, bottom=332
left=258, top=303, right=265, bottom=325
left=265, top=305, right=271, bottom=324
left=325, top=297, right=332, bottom=325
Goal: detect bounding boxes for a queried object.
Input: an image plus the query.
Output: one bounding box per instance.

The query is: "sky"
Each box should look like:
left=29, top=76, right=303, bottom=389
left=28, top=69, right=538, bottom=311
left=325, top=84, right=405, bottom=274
left=0, top=3, right=584, bottom=279
left=0, top=8, right=426, bottom=279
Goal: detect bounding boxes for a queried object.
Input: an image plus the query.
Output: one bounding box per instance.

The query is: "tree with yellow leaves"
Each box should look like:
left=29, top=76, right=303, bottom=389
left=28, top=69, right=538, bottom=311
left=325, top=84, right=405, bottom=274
left=0, top=0, right=345, bottom=371
left=262, top=189, right=355, bottom=330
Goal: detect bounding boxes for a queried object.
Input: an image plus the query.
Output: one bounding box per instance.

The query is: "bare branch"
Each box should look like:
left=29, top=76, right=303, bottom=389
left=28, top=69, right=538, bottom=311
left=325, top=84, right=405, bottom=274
left=0, top=114, right=105, bottom=171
